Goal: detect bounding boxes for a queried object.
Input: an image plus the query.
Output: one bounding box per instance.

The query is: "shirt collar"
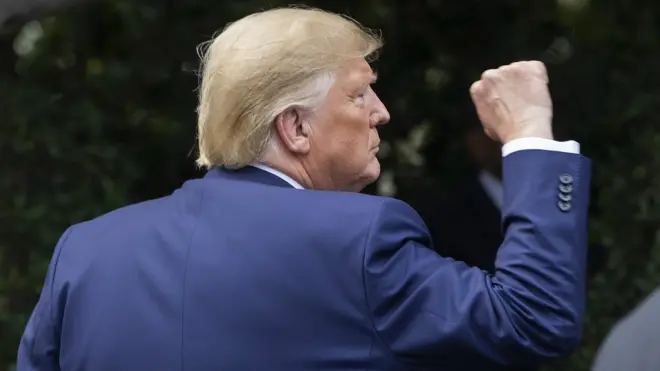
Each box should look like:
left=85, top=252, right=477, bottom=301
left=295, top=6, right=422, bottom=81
left=251, top=163, right=304, bottom=189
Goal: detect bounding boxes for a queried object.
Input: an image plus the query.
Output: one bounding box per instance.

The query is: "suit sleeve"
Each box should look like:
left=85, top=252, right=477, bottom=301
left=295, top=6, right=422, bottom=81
left=362, top=150, right=591, bottom=369
left=16, top=227, right=73, bottom=371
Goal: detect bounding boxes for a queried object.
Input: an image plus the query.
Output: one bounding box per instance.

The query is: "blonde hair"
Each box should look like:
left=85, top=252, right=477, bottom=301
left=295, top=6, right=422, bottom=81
left=195, top=6, right=382, bottom=168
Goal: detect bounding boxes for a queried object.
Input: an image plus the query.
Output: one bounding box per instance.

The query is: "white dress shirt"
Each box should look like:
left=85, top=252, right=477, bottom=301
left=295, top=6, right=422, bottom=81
left=253, top=138, right=581, bottom=190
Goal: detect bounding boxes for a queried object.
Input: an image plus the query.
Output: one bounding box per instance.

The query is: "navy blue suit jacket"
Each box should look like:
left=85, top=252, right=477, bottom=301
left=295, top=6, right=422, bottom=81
left=17, top=149, right=591, bottom=371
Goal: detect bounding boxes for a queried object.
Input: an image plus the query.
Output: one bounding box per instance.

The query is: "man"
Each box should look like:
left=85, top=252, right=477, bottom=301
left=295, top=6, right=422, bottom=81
left=17, top=7, right=591, bottom=371
left=591, top=287, right=660, bottom=371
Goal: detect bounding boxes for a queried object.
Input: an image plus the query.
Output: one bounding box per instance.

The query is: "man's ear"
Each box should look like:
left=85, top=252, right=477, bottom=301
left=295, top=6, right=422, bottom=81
left=274, top=107, right=311, bottom=154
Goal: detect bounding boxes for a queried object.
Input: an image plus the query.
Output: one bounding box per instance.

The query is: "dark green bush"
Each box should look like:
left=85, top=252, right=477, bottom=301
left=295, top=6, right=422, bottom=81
left=1, top=1, right=659, bottom=370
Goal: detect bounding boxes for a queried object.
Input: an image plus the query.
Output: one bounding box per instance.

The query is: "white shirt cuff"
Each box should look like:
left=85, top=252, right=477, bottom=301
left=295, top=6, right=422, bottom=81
left=502, top=137, right=580, bottom=157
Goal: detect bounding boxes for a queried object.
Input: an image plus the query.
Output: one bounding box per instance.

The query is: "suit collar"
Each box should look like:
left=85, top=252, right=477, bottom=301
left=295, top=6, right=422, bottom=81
left=251, top=164, right=304, bottom=189
left=204, top=166, right=295, bottom=189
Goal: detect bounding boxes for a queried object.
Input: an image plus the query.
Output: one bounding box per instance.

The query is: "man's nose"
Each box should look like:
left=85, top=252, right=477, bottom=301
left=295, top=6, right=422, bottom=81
left=371, top=95, right=390, bottom=127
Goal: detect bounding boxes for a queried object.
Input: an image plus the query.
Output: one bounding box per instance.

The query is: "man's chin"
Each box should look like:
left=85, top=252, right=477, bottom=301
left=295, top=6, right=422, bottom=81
left=353, top=160, right=381, bottom=192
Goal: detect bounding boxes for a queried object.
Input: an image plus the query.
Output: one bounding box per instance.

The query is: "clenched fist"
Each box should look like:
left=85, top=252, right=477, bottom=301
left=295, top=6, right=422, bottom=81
left=470, top=61, right=553, bottom=144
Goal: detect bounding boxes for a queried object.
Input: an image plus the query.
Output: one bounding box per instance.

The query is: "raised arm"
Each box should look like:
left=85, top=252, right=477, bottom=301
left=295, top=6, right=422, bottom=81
left=363, top=148, right=590, bottom=369
left=362, top=61, right=591, bottom=369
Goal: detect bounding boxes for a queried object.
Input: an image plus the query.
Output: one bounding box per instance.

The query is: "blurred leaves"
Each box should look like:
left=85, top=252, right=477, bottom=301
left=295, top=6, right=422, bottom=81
left=1, top=1, right=660, bottom=371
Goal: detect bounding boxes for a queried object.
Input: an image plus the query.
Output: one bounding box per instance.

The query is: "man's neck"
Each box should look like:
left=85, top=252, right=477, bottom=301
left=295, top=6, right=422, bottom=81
left=258, top=153, right=353, bottom=191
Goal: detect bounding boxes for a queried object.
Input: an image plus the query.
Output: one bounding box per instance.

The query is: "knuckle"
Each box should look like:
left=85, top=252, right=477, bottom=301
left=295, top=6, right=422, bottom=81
left=481, top=69, right=499, bottom=81
left=500, top=65, right=514, bottom=74
left=530, top=60, right=546, bottom=70
left=523, top=60, right=546, bottom=75
left=509, top=61, right=524, bottom=69
left=470, top=81, right=481, bottom=93
left=536, top=63, right=548, bottom=77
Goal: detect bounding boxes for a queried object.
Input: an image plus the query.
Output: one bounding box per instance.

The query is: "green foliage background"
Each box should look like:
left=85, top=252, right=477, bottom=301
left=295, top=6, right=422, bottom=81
left=2, top=0, right=659, bottom=370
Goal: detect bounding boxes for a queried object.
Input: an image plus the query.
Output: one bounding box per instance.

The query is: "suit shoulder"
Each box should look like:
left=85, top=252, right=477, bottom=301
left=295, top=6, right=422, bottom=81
left=307, top=192, right=429, bottom=240
left=66, top=192, right=184, bottom=236
left=364, top=196, right=430, bottom=241
left=301, top=190, right=420, bottom=218
left=245, top=189, right=427, bottom=242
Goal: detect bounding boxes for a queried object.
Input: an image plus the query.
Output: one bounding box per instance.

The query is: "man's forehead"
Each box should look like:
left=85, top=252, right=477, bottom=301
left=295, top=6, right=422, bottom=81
left=338, top=59, right=377, bottom=82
